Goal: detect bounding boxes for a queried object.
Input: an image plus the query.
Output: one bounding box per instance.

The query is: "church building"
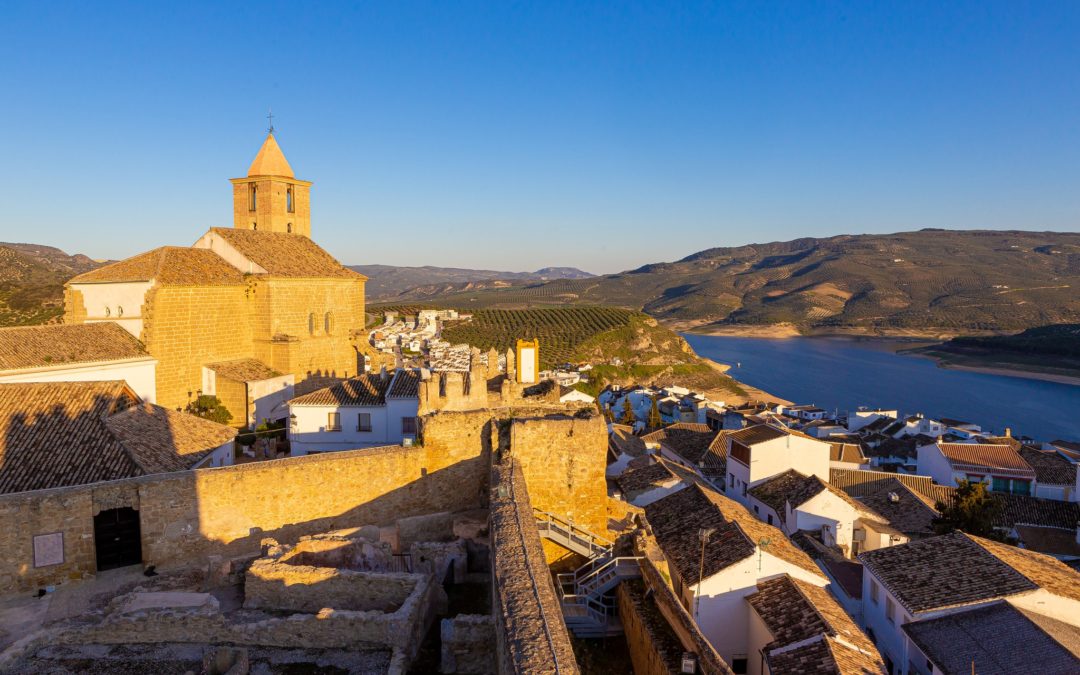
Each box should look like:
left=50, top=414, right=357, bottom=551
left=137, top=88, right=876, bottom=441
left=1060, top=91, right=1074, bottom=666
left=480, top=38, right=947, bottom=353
left=64, top=133, right=367, bottom=423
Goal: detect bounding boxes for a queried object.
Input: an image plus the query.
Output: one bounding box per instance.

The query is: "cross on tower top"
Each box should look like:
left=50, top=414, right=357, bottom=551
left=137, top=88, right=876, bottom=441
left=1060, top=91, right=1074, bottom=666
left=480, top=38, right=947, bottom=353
left=267, top=108, right=275, bottom=135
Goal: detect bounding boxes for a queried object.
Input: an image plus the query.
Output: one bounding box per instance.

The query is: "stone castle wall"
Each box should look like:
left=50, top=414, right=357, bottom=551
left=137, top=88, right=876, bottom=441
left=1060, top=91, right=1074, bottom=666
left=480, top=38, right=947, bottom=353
left=509, top=415, right=609, bottom=536
left=0, top=435, right=488, bottom=593
left=0, top=407, right=606, bottom=594
left=489, top=458, right=580, bottom=675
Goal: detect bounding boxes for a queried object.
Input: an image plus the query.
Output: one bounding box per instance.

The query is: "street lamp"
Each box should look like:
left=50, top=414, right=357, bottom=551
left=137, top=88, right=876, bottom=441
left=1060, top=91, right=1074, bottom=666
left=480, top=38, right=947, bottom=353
left=695, top=527, right=716, bottom=619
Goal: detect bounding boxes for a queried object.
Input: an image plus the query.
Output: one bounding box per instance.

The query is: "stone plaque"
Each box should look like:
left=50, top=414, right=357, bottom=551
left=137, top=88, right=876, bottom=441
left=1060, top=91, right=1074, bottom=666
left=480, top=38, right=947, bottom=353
left=33, top=532, right=64, bottom=568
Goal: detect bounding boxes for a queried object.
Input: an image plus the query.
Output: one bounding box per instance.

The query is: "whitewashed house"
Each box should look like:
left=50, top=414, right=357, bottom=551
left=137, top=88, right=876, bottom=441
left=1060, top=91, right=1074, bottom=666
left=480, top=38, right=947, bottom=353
left=644, top=484, right=829, bottom=669
left=724, top=424, right=832, bottom=507
left=0, top=323, right=157, bottom=403
left=916, top=441, right=1036, bottom=496
left=747, top=469, right=901, bottom=558
left=746, top=574, right=885, bottom=675
left=887, top=414, right=946, bottom=439
left=1018, top=446, right=1077, bottom=501
left=288, top=370, right=421, bottom=455
left=846, top=408, right=898, bottom=432
left=558, top=386, right=595, bottom=404
left=859, top=531, right=1080, bottom=674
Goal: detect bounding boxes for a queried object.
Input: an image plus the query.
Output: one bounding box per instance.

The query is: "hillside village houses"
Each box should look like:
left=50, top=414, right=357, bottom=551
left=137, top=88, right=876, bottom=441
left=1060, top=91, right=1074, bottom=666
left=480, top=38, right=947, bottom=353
left=603, top=380, right=1080, bottom=672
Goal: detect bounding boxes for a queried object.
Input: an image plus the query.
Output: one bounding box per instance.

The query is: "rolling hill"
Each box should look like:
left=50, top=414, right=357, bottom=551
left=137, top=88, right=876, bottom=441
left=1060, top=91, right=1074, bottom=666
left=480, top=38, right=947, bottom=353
left=379, top=230, right=1080, bottom=333
left=0, top=243, right=105, bottom=326
left=349, top=264, right=593, bottom=300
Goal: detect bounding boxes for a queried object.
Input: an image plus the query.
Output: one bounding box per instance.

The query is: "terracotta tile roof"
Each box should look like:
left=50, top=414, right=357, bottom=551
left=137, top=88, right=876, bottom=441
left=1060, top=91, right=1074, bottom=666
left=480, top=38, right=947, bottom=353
left=902, top=601, right=1080, bottom=675
left=748, top=575, right=884, bottom=675
left=0, top=382, right=238, bottom=494
left=767, top=636, right=886, bottom=675
left=105, top=403, right=236, bottom=474
left=0, top=381, right=141, bottom=493
left=206, top=358, right=281, bottom=382
left=750, top=469, right=885, bottom=527
left=829, top=442, right=866, bottom=464
left=830, top=468, right=954, bottom=507
left=935, top=442, right=1035, bottom=478
left=856, top=479, right=939, bottom=537
left=971, top=535, right=1080, bottom=603
left=0, top=323, right=149, bottom=371
left=641, top=423, right=712, bottom=454
left=69, top=246, right=244, bottom=285
left=728, top=423, right=789, bottom=446
left=616, top=461, right=679, bottom=498
left=858, top=531, right=1053, bottom=613
left=1014, top=525, right=1080, bottom=558
left=210, top=228, right=364, bottom=279
left=609, top=424, right=647, bottom=458
left=1017, top=446, right=1077, bottom=485
left=288, top=373, right=391, bottom=407
left=644, top=484, right=823, bottom=583
left=388, top=369, right=421, bottom=398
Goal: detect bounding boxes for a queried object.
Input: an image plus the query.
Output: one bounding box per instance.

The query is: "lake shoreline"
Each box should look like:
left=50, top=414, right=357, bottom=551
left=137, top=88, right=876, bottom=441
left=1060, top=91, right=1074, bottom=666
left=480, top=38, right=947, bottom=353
left=681, top=332, right=1080, bottom=440
left=670, top=320, right=1005, bottom=341
left=900, top=349, right=1080, bottom=387
left=697, top=355, right=792, bottom=406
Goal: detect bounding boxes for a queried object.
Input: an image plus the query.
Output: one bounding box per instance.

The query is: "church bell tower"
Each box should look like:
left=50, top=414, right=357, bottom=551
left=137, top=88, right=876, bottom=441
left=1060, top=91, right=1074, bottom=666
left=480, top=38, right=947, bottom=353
left=230, top=132, right=312, bottom=237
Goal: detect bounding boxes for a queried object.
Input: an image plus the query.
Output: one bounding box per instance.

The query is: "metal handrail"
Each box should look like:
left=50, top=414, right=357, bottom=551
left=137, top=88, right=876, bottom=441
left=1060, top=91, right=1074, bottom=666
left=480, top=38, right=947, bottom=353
left=533, top=508, right=614, bottom=548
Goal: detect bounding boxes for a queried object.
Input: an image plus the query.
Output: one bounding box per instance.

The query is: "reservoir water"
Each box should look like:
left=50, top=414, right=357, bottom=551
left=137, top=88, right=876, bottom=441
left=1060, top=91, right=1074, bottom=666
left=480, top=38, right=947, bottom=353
left=682, top=334, right=1080, bottom=442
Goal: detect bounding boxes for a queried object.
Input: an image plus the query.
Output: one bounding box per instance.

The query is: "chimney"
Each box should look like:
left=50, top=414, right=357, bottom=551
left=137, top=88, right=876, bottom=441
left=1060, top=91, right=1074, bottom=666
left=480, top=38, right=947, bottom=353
left=1004, top=427, right=1012, bottom=438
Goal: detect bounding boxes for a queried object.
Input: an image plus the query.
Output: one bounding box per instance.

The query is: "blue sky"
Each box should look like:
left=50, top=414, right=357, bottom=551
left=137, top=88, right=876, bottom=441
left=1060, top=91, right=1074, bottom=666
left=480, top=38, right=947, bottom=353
left=2, top=2, right=1078, bottom=274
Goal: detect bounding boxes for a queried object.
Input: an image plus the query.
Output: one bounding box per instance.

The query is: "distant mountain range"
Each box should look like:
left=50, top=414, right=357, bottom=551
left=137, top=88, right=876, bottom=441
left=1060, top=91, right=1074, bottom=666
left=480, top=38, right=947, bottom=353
left=0, top=243, right=106, bottom=326
left=350, top=264, right=594, bottom=301
left=369, top=230, right=1080, bottom=333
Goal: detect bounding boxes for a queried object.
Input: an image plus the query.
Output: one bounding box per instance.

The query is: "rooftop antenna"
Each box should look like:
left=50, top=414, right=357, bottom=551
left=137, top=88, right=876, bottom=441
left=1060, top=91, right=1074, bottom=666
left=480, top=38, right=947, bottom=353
left=267, top=108, right=275, bottom=135
left=758, top=536, right=772, bottom=571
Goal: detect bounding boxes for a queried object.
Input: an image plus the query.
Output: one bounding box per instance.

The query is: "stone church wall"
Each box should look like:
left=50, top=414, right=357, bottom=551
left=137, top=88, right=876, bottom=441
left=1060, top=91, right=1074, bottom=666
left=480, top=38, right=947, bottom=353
left=142, top=284, right=255, bottom=412
left=256, top=277, right=366, bottom=380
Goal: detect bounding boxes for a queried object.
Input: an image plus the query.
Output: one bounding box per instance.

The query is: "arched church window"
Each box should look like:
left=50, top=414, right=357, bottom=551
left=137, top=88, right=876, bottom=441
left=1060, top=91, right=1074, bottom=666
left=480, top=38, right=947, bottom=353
left=324, top=312, right=334, bottom=335
left=252, top=223, right=257, bottom=231
left=287, top=223, right=292, bottom=233
left=104, top=307, right=111, bottom=317
left=117, top=306, right=124, bottom=317
left=287, top=186, right=295, bottom=213
left=308, top=313, right=317, bottom=335
left=249, top=184, right=257, bottom=211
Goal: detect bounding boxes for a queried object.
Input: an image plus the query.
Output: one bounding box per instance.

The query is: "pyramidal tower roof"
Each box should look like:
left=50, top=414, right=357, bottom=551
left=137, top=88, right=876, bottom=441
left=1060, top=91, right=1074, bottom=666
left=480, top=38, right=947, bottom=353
left=247, top=133, right=294, bottom=178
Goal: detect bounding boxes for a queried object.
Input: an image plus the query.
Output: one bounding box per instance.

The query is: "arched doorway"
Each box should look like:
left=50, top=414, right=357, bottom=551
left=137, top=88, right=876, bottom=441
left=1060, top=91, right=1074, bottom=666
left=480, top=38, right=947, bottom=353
left=93, top=507, right=142, bottom=571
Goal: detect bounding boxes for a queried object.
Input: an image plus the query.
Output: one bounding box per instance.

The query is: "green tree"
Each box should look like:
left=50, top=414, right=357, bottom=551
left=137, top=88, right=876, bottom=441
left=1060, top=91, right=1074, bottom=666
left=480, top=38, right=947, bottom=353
left=185, top=395, right=233, bottom=426
left=619, top=397, right=636, bottom=425
left=933, top=479, right=1005, bottom=540
left=646, top=396, right=663, bottom=429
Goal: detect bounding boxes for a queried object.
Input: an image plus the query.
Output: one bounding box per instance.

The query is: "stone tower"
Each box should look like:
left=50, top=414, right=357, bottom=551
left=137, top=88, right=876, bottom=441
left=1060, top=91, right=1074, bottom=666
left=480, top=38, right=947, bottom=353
left=230, top=133, right=313, bottom=237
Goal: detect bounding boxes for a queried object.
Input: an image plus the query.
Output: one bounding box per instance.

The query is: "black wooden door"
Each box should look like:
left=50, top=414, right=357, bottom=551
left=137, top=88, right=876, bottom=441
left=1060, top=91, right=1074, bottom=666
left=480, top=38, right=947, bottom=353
left=93, top=507, right=142, bottom=571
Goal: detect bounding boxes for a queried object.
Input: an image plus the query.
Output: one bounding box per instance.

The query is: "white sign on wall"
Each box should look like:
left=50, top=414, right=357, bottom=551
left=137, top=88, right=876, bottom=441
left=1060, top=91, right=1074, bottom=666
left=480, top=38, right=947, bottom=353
left=33, top=532, right=64, bottom=568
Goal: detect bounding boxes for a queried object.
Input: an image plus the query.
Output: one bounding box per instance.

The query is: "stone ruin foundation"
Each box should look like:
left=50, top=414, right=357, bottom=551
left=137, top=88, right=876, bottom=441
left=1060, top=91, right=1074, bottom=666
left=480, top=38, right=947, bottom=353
left=0, top=510, right=495, bottom=674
